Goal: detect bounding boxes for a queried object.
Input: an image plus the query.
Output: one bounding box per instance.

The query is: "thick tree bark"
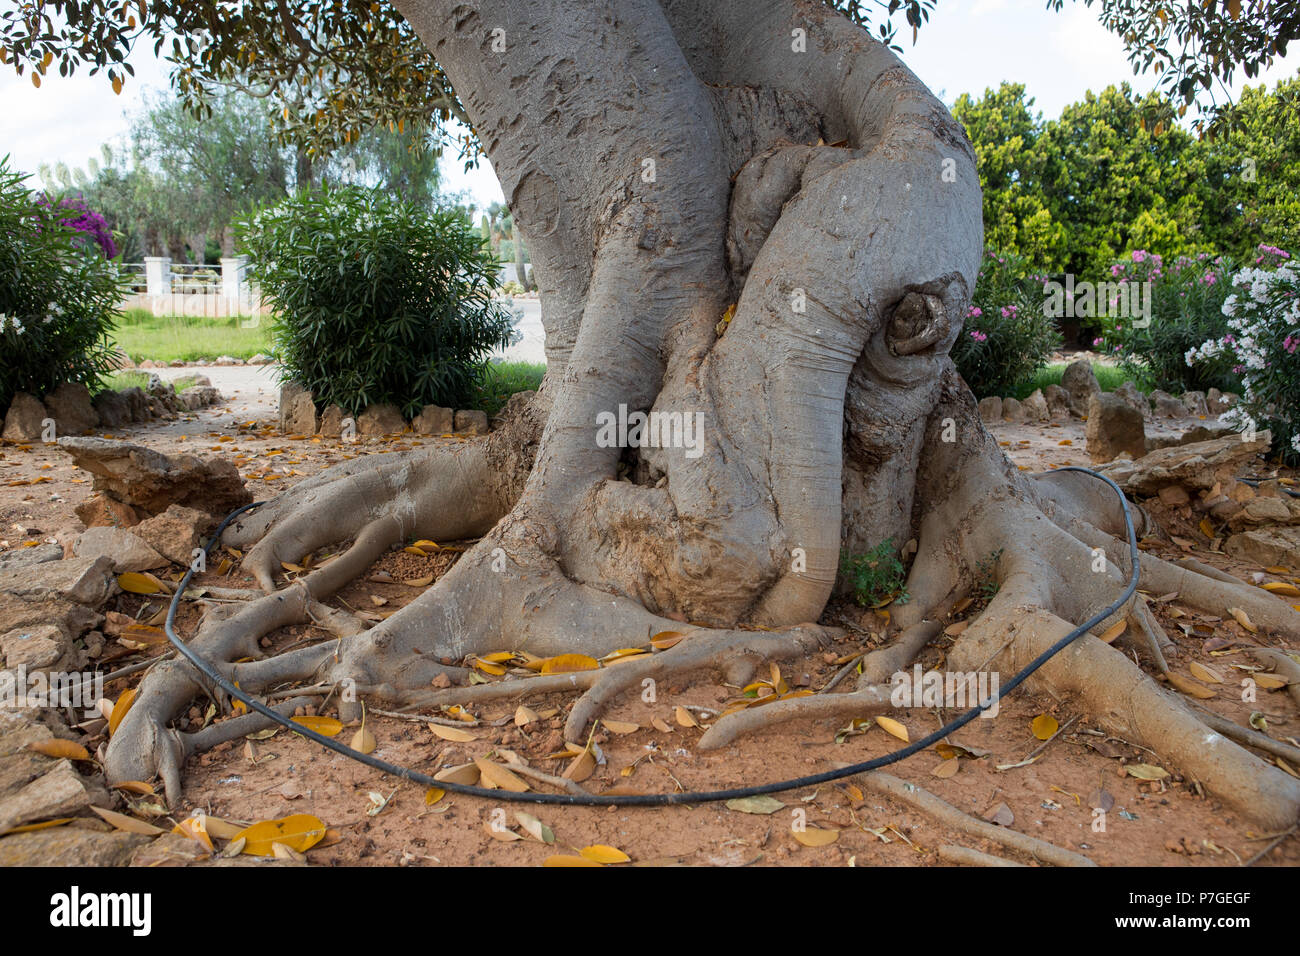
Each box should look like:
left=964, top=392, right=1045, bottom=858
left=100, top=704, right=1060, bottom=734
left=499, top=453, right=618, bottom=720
left=104, top=0, right=1300, bottom=831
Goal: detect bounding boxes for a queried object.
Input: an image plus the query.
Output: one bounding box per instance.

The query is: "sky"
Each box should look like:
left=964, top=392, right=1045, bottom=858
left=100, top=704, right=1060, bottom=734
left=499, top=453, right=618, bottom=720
left=2, top=0, right=1296, bottom=212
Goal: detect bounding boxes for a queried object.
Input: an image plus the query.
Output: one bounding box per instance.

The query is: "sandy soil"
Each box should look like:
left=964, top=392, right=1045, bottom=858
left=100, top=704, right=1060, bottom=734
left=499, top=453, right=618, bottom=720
left=1, top=387, right=1297, bottom=868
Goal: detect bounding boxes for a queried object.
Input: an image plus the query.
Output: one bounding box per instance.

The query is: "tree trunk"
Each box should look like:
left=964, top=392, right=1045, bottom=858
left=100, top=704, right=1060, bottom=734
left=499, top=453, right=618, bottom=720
left=105, top=0, right=1300, bottom=831
left=511, top=220, right=532, bottom=292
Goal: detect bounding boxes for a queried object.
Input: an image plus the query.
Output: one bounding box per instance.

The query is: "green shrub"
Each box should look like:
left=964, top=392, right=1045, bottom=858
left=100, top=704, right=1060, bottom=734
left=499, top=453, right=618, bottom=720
left=952, top=250, right=1061, bottom=398
left=1094, top=249, right=1240, bottom=393
left=840, top=539, right=909, bottom=608
left=0, top=157, right=125, bottom=411
left=1187, top=245, right=1300, bottom=464
left=238, top=185, right=516, bottom=417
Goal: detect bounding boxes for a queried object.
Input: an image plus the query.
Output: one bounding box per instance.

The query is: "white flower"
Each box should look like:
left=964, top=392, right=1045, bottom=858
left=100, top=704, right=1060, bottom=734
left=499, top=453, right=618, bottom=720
left=1292, top=434, right=1300, bottom=454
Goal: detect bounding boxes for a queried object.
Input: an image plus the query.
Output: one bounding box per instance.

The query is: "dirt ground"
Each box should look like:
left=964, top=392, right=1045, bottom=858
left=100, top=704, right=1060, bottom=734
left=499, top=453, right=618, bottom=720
left=2, top=378, right=1298, bottom=868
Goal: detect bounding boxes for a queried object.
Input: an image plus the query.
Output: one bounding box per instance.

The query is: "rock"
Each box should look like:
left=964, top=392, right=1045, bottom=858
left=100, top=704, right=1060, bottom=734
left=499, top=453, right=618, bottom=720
left=0, top=600, right=100, bottom=650
left=56, top=437, right=251, bottom=517
left=72, top=527, right=166, bottom=573
left=1095, top=430, right=1272, bottom=496
left=90, top=389, right=131, bottom=428
left=110, top=347, right=135, bottom=370
left=1145, top=423, right=1239, bottom=452
left=247, top=353, right=272, bottom=365
left=0, top=759, right=98, bottom=836
left=279, top=383, right=307, bottom=432
left=42, top=383, right=100, bottom=437
left=411, top=404, right=455, bottom=435
left=74, top=495, right=140, bottom=530
left=214, top=355, right=240, bottom=366
left=131, top=505, right=210, bottom=566
left=1114, top=381, right=1150, bottom=417
left=317, top=405, right=346, bottom=438
left=1228, top=496, right=1293, bottom=529
left=1021, top=389, right=1050, bottom=422
left=0, top=624, right=66, bottom=670
left=1205, top=387, right=1226, bottom=415
left=119, top=387, right=152, bottom=422
left=188, top=374, right=213, bottom=387
left=1182, top=391, right=1209, bottom=417
left=138, top=359, right=158, bottom=369
left=977, top=396, right=1002, bottom=423
left=1157, top=485, right=1191, bottom=507
left=2, top=392, right=49, bottom=442
left=178, top=386, right=222, bottom=411
left=0, top=544, right=63, bottom=572
left=1085, top=393, right=1147, bottom=463
left=1225, top=527, right=1300, bottom=568
left=1000, top=397, right=1025, bottom=423
left=0, top=555, right=116, bottom=606
left=1061, top=359, right=1101, bottom=416
left=283, top=392, right=318, bottom=436
left=0, top=827, right=149, bottom=867
left=357, top=404, right=406, bottom=436
left=1043, top=384, right=1072, bottom=419
left=454, top=409, right=490, bottom=435
left=1149, top=390, right=1185, bottom=419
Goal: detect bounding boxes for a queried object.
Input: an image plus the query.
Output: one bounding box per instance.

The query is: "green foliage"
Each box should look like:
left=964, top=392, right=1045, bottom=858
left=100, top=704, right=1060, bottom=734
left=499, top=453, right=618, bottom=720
left=473, top=361, right=546, bottom=417
left=1186, top=246, right=1300, bottom=465
left=109, top=309, right=273, bottom=363
left=952, top=250, right=1061, bottom=398
left=974, top=549, right=1003, bottom=603
left=840, top=539, right=909, bottom=608
left=1009, top=362, right=1142, bottom=401
left=1094, top=250, right=1240, bottom=394
left=239, top=185, right=515, bottom=417
left=0, top=158, right=125, bottom=411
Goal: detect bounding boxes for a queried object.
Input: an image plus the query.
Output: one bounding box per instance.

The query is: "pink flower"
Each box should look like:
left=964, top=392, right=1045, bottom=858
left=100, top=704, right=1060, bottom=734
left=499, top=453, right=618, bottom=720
left=970, top=330, right=988, bottom=343
left=1132, top=250, right=1149, bottom=263
left=1092, top=337, right=1103, bottom=347
left=1284, top=335, right=1298, bottom=354
left=967, top=306, right=982, bottom=318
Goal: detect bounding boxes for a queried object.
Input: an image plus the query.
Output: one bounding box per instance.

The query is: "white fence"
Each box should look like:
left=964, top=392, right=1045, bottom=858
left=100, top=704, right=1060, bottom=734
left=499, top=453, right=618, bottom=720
left=121, top=256, right=271, bottom=318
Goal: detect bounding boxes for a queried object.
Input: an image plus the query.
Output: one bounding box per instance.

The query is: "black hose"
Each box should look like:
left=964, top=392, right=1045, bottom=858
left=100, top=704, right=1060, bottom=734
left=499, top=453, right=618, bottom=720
left=160, top=467, right=1138, bottom=806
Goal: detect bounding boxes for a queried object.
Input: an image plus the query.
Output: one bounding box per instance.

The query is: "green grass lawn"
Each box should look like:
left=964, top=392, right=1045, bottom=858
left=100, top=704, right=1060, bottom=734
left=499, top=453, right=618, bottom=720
left=110, top=308, right=273, bottom=363
left=474, top=361, right=546, bottom=416
left=103, top=369, right=200, bottom=393
left=1008, top=362, right=1150, bottom=401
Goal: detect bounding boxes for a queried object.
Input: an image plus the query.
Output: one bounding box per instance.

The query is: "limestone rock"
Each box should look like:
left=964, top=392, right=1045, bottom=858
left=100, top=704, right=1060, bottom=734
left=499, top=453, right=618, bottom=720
left=74, top=495, right=140, bottom=530
left=412, top=404, right=455, bottom=435
left=1043, top=384, right=1072, bottom=419
left=0, top=624, right=66, bottom=670
left=1021, top=389, right=1049, bottom=422
left=1095, top=430, right=1272, bottom=496
left=119, top=386, right=152, bottom=422
left=0, top=599, right=100, bottom=649
left=1182, top=391, right=1209, bottom=417
left=43, top=383, right=100, bottom=436
left=91, top=389, right=131, bottom=428
left=278, top=382, right=307, bottom=433
left=0, top=826, right=149, bottom=867
left=0, top=759, right=98, bottom=836
left=977, top=396, right=1002, bottom=423
left=317, top=404, right=346, bottom=438
left=1225, top=527, right=1300, bottom=568
left=1001, top=397, right=1025, bottom=423
left=1149, top=390, right=1185, bottom=419
left=454, top=409, right=490, bottom=435
left=1114, top=381, right=1150, bottom=417
left=72, top=527, right=166, bottom=572
left=2, top=392, right=48, bottom=442
left=0, top=544, right=63, bottom=572
left=57, top=437, right=251, bottom=517
left=283, top=391, right=318, bottom=436
left=357, top=404, right=406, bottom=436
left=131, top=505, right=210, bottom=566
left=1085, top=392, right=1147, bottom=463
left=1061, top=359, right=1101, bottom=416
left=0, top=555, right=116, bottom=607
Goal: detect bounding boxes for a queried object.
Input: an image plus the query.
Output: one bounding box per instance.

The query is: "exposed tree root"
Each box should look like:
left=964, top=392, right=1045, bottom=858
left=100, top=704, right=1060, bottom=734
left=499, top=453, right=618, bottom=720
left=1248, top=647, right=1300, bottom=709
left=937, top=844, right=1025, bottom=867
left=853, top=770, right=1096, bottom=866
